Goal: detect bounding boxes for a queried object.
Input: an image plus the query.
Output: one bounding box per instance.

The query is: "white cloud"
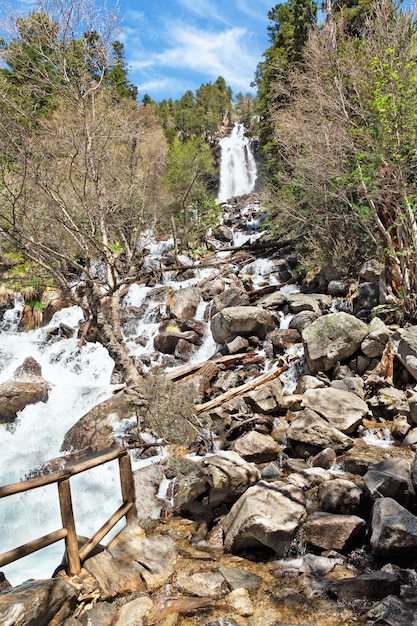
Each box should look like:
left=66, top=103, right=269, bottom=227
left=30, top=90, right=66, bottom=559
left=136, top=77, right=179, bottom=95
left=176, top=0, right=224, bottom=21
left=157, top=22, right=259, bottom=92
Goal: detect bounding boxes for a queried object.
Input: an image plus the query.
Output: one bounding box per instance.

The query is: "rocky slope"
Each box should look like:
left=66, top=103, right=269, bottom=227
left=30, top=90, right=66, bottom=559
left=2, top=194, right=417, bottom=625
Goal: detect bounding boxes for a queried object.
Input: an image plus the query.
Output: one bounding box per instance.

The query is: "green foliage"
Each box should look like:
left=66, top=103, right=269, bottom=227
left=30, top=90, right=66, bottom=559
left=254, top=0, right=317, bottom=179
left=158, top=76, right=233, bottom=140
left=164, top=136, right=218, bottom=249
left=107, top=41, right=138, bottom=101
left=0, top=11, right=60, bottom=117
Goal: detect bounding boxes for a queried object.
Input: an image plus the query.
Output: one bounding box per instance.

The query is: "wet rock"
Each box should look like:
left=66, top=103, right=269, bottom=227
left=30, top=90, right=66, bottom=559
left=370, top=497, right=417, bottom=564
left=266, top=328, right=302, bottom=354
left=286, top=408, right=354, bottom=455
left=328, top=570, right=401, bottom=601
left=174, top=451, right=261, bottom=521
left=286, top=293, right=332, bottom=314
left=302, top=312, right=368, bottom=375
left=175, top=570, right=229, bottom=598
left=61, top=390, right=135, bottom=452
left=0, top=572, right=10, bottom=591
left=364, top=458, right=414, bottom=507
left=0, top=379, right=50, bottom=424
left=154, top=329, right=198, bottom=354
left=223, top=480, right=306, bottom=557
left=133, top=463, right=167, bottom=522
left=13, top=356, right=44, bottom=381
left=231, top=431, right=281, bottom=463
left=84, top=526, right=176, bottom=599
left=354, top=282, right=380, bottom=318
left=210, top=288, right=250, bottom=317
left=341, top=441, right=393, bottom=476
left=303, top=512, right=366, bottom=552
left=302, top=387, right=369, bottom=434
left=211, top=306, right=275, bottom=345
left=318, top=478, right=363, bottom=514
left=289, top=310, right=320, bottom=333
left=0, top=578, right=78, bottom=626
left=361, top=316, right=390, bottom=358
left=226, top=587, right=254, bottom=616
left=218, top=566, right=262, bottom=590
left=364, top=594, right=417, bottom=625
left=168, top=286, right=201, bottom=320
left=243, top=378, right=282, bottom=414
left=112, top=596, right=154, bottom=626
left=311, top=447, right=337, bottom=469
left=391, top=326, right=417, bottom=382
left=368, top=387, right=410, bottom=421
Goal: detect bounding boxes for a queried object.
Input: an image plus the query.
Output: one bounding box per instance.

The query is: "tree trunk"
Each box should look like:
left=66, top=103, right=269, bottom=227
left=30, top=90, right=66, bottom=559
left=88, top=284, right=143, bottom=386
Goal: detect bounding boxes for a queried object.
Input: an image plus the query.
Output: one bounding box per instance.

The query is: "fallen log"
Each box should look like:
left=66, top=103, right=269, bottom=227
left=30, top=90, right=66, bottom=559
left=166, top=352, right=265, bottom=383
left=247, top=283, right=285, bottom=303
left=194, top=363, right=289, bottom=414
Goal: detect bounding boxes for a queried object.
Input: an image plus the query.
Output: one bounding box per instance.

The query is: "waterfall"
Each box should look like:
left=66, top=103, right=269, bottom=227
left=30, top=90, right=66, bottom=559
left=217, top=123, right=257, bottom=203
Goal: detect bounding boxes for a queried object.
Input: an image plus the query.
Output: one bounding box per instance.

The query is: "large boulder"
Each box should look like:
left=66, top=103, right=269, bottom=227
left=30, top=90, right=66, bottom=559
left=0, top=578, right=78, bottom=626
left=328, top=571, right=401, bottom=602
left=302, top=312, right=368, bottom=374
left=301, top=387, right=369, bottom=434
left=210, top=287, right=250, bottom=317
left=174, top=451, right=261, bottom=521
left=303, top=512, right=366, bottom=551
left=286, top=408, right=354, bottom=456
left=318, top=478, right=364, bottom=514
left=84, top=525, right=176, bottom=598
left=168, top=287, right=201, bottom=320
left=364, top=458, right=414, bottom=508
left=61, top=391, right=135, bottom=452
left=370, top=497, right=417, bottom=564
left=0, top=379, right=50, bottom=424
left=361, top=316, right=390, bottom=358
left=210, top=306, right=275, bottom=345
left=391, top=326, right=417, bottom=382
left=231, top=431, right=281, bottom=464
left=243, top=378, right=282, bottom=414
left=286, top=293, right=332, bottom=314
left=223, top=480, right=306, bottom=557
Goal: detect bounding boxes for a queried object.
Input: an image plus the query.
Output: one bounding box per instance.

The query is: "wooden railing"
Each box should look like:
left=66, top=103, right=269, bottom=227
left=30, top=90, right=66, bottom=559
left=0, top=447, right=137, bottom=576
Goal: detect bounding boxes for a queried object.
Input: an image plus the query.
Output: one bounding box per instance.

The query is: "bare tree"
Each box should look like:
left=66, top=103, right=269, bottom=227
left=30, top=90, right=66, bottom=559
left=0, top=0, right=168, bottom=383
left=267, top=0, right=417, bottom=314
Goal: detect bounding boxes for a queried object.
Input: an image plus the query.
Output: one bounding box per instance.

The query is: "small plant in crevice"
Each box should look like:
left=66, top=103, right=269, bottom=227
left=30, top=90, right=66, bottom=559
left=136, top=374, right=202, bottom=447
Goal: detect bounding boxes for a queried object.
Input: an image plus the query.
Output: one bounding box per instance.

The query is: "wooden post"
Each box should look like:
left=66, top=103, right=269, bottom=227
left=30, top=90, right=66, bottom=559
left=57, top=478, right=81, bottom=575
left=118, top=453, right=137, bottom=525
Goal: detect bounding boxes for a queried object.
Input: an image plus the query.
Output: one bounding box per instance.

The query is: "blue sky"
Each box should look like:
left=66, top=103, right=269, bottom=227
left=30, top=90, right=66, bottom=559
left=117, top=0, right=273, bottom=102
left=9, top=0, right=273, bottom=102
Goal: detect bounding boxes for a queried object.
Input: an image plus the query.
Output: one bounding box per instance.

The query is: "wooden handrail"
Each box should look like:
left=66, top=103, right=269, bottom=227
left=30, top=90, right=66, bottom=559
left=0, top=448, right=127, bottom=499
left=0, top=447, right=137, bottom=576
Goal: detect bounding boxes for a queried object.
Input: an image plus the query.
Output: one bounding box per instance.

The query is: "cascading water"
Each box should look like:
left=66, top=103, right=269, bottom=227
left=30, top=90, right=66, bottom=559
left=0, top=128, right=295, bottom=587
left=217, top=123, right=257, bottom=203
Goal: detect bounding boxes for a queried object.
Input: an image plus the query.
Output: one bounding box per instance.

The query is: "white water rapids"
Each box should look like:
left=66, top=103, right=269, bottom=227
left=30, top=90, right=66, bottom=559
left=217, top=123, right=257, bottom=203
left=0, top=123, right=260, bottom=586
